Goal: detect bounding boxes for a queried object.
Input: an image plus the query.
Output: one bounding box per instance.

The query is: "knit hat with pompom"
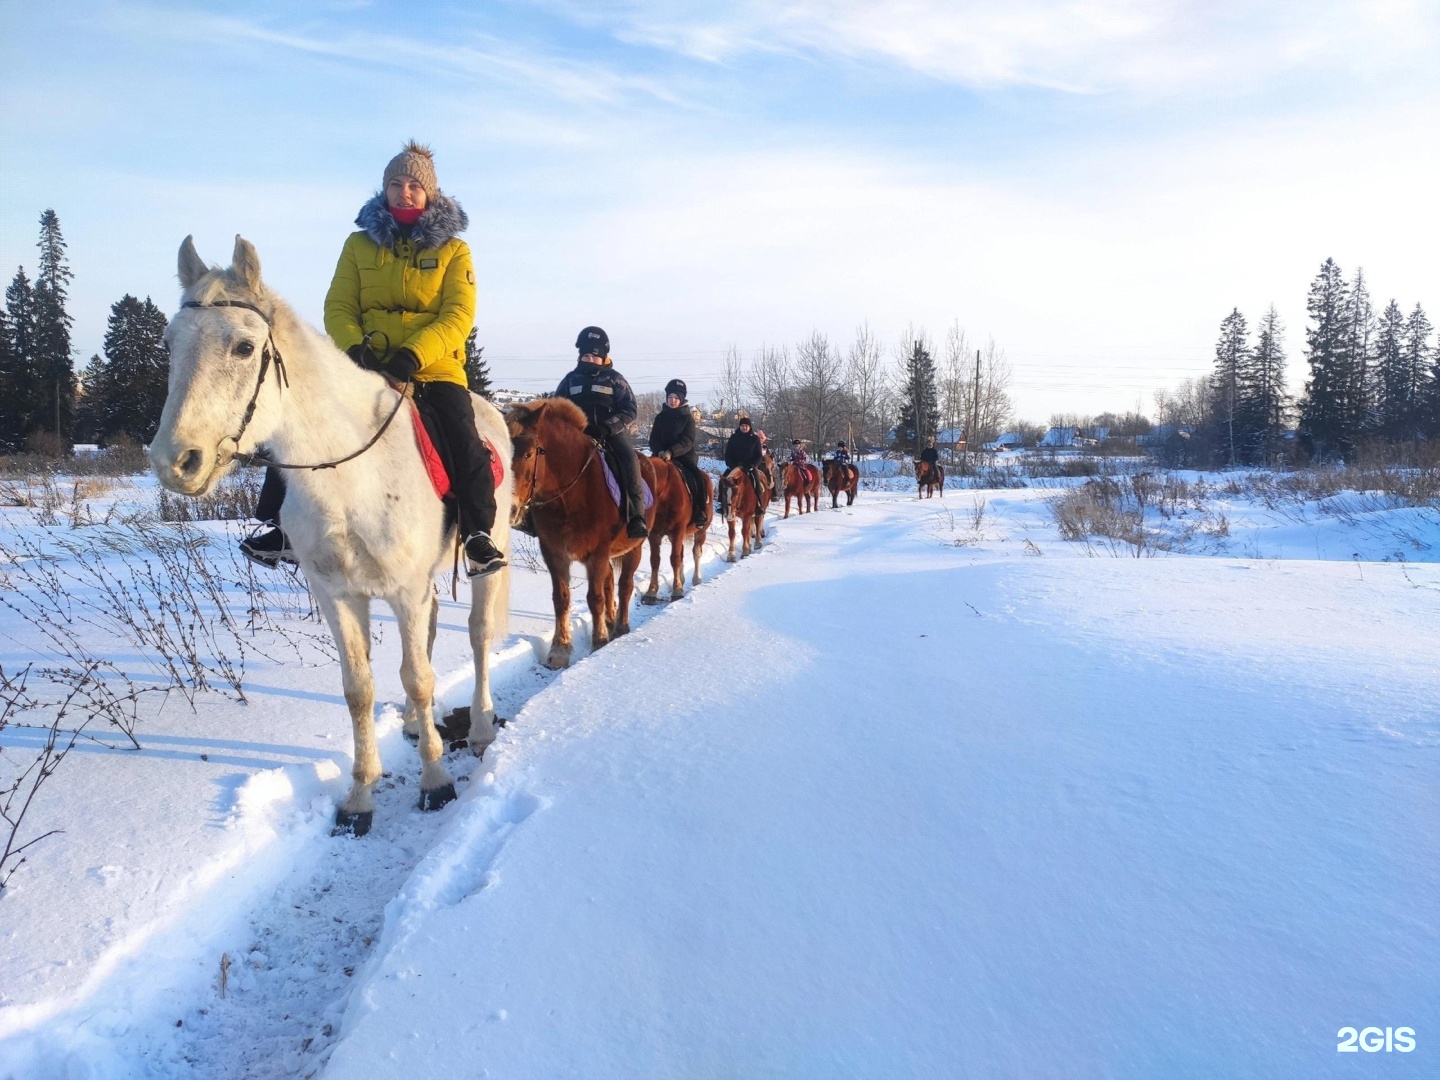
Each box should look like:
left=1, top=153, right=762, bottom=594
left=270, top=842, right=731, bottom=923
left=383, top=141, right=439, bottom=201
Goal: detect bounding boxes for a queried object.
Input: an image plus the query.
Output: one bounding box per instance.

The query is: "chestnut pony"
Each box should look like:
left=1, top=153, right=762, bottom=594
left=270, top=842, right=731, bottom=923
left=642, top=456, right=713, bottom=604
left=507, top=398, right=656, bottom=669
left=917, top=459, right=945, bottom=499
left=823, top=459, right=859, bottom=508
left=777, top=461, right=821, bottom=518
left=718, top=465, right=771, bottom=561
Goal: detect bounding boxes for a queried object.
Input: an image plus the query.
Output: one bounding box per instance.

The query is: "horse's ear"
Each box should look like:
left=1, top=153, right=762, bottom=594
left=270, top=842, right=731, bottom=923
left=232, top=235, right=263, bottom=293
left=509, top=404, right=541, bottom=429
left=178, top=236, right=208, bottom=290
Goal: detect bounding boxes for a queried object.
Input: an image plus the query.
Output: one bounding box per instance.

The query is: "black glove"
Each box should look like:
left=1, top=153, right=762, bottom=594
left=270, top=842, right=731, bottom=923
left=347, top=344, right=382, bottom=371
left=584, top=422, right=606, bottom=441
left=383, top=348, right=420, bottom=382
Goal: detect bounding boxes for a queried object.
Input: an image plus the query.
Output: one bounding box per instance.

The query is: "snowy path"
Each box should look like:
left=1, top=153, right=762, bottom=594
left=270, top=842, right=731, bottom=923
left=5, top=487, right=1440, bottom=1077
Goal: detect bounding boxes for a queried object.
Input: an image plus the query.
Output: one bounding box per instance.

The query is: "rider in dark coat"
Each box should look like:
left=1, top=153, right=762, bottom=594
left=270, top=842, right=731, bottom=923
left=832, top=440, right=852, bottom=465
left=723, top=417, right=764, bottom=508
left=919, top=438, right=940, bottom=466
left=555, top=326, right=647, bottom=538
left=649, top=378, right=706, bottom=527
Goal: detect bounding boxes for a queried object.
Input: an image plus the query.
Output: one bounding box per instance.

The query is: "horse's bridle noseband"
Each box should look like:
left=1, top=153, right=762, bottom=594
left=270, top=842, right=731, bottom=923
left=181, top=299, right=408, bottom=472
left=512, top=435, right=597, bottom=524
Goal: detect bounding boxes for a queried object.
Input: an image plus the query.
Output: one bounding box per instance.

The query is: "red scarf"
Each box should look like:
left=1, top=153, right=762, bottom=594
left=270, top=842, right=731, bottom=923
left=389, top=205, right=424, bottom=225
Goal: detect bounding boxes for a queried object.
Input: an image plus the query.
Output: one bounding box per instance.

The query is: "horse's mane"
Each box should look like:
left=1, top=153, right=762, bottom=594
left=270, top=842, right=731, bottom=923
left=507, top=396, right=587, bottom=436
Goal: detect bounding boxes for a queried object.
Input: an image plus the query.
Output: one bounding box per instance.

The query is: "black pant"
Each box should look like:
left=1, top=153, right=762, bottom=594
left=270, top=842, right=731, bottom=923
left=604, top=430, right=645, bottom=523
left=416, top=380, right=497, bottom=538
left=256, top=465, right=285, bottom=524
left=665, top=451, right=706, bottom=524
left=251, top=381, right=496, bottom=538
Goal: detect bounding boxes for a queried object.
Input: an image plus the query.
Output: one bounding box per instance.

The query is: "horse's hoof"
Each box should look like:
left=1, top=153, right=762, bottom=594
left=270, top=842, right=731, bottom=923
left=640, top=593, right=662, bottom=606
left=333, top=809, right=373, bottom=837
left=419, top=784, right=457, bottom=812
left=402, top=729, right=419, bottom=746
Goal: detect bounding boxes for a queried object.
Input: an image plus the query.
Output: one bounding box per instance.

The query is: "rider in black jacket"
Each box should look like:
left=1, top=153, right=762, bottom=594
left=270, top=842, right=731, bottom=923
left=723, top=416, right=764, bottom=509
left=554, top=326, right=647, bottom=538
left=649, top=378, right=706, bottom=527
left=919, top=437, right=940, bottom=466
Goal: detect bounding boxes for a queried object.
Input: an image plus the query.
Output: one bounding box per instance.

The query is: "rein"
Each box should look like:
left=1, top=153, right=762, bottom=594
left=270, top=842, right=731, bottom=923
left=182, top=299, right=409, bottom=472
left=515, top=436, right=598, bottom=519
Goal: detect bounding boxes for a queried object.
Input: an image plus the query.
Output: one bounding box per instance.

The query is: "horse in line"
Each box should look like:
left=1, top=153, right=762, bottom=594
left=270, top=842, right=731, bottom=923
left=776, top=461, right=821, bottom=518
left=642, top=456, right=713, bottom=605
left=823, top=459, right=859, bottom=508
left=507, top=398, right=658, bottom=669
left=917, top=459, right=945, bottom=499
left=718, top=466, right=771, bottom=561
left=150, top=236, right=512, bottom=837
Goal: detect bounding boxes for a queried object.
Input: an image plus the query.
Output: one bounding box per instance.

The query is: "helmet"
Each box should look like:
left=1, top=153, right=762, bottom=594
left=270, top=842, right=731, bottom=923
left=838, top=440, right=847, bottom=447
left=664, top=378, right=687, bottom=401
left=575, top=326, right=609, bottom=357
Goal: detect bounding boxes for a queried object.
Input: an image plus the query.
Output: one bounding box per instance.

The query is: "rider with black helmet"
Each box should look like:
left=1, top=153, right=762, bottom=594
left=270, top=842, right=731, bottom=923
left=649, top=378, right=707, bottom=527
left=554, top=327, right=647, bottom=539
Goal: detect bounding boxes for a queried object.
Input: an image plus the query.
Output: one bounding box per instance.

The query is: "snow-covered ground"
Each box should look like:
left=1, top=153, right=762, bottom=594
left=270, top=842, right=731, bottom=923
left=2, top=474, right=1437, bottom=1077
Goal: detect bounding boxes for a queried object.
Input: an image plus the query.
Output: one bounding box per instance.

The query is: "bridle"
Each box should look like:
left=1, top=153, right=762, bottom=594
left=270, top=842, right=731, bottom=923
left=181, top=299, right=409, bottom=472
left=512, top=431, right=599, bottom=524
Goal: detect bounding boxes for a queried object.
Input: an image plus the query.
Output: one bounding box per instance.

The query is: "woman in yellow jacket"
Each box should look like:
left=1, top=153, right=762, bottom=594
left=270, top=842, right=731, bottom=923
left=242, top=142, right=504, bottom=576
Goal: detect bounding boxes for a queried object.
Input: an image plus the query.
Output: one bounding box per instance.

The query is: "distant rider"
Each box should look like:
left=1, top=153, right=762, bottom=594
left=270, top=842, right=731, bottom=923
left=789, top=439, right=808, bottom=467
left=555, top=326, right=647, bottom=539
left=831, top=440, right=852, bottom=465
left=649, top=378, right=707, bottom=527
left=919, top=437, right=940, bottom=470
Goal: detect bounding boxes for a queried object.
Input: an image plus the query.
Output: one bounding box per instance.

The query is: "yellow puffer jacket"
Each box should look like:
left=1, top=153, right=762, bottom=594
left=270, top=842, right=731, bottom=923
left=324, top=192, right=475, bottom=387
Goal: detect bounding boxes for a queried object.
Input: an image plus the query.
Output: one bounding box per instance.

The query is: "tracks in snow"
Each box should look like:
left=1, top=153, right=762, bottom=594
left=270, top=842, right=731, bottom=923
left=155, top=538, right=754, bottom=1078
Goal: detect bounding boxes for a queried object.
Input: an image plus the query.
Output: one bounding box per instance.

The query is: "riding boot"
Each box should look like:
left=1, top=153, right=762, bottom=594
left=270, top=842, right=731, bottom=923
left=239, top=465, right=293, bottom=567
left=676, top=455, right=706, bottom=526
left=605, top=430, right=648, bottom=537
left=255, top=466, right=286, bottom=525
left=416, top=380, right=499, bottom=543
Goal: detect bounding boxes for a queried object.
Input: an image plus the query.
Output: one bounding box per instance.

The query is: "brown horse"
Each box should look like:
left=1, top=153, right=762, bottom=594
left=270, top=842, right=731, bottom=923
left=718, top=465, right=771, bottom=561
left=641, top=456, right=713, bottom=604
left=823, top=459, right=859, bottom=508
left=916, top=459, right=945, bottom=499
left=777, top=461, right=821, bottom=518
left=507, top=398, right=657, bottom=669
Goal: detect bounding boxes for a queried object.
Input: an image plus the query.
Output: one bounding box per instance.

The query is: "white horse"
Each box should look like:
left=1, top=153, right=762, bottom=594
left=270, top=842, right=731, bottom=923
left=150, top=236, right=512, bottom=836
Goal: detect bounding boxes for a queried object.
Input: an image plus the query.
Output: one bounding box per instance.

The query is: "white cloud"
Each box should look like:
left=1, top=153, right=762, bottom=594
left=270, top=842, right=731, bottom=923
left=544, top=0, right=1440, bottom=95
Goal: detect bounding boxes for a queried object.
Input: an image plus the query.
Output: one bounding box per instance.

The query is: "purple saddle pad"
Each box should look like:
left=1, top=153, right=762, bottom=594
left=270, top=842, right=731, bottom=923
left=601, top=454, right=654, bottom=510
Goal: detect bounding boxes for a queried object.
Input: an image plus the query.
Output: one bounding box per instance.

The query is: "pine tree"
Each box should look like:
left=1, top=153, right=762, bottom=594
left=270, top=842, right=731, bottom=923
left=1374, top=300, right=1409, bottom=441
left=0, top=306, right=17, bottom=450
left=1404, top=304, right=1437, bottom=435
left=1343, top=268, right=1377, bottom=440
left=74, top=353, right=109, bottom=445
left=30, top=211, right=76, bottom=446
left=895, top=333, right=939, bottom=454
left=3, top=268, right=38, bottom=449
left=1247, top=305, right=1289, bottom=465
left=1299, top=258, right=1353, bottom=460
left=1211, top=308, right=1248, bottom=467
left=464, top=327, right=492, bottom=400
left=101, top=295, right=170, bottom=444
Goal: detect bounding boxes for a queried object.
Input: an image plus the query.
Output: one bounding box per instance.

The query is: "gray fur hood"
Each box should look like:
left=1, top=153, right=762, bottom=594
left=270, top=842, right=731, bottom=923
left=355, top=191, right=469, bottom=251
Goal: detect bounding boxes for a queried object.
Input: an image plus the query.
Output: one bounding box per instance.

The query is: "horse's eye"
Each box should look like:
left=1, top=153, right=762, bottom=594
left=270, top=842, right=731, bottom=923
left=235, top=340, right=255, bottom=358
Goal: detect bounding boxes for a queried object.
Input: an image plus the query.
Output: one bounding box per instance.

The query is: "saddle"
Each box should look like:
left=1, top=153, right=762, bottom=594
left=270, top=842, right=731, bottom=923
left=599, top=443, right=654, bottom=512
left=410, top=399, right=504, bottom=505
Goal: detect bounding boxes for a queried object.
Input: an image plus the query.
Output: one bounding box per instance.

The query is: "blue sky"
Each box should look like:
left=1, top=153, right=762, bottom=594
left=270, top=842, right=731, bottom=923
left=2, top=0, right=1438, bottom=419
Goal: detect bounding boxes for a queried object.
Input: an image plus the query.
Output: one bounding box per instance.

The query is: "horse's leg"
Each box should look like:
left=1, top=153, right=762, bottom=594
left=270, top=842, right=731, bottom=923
left=642, top=533, right=662, bottom=604
left=692, top=525, right=706, bottom=586
left=586, top=554, right=612, bottom=652
left=317, top=591, right=381, bottom=836
left=540, top=540, right=574, bottom=669
left=391, top=588, right=455, bottom=811
left=403, top=587, right=439, bottom=741
left=614, top=545, right=642, bottom=636
left=466, top=568, right=503, bottom=758
left=669, top=529, right=685, bottom=600
left=726, top=511, right=738, bottom=562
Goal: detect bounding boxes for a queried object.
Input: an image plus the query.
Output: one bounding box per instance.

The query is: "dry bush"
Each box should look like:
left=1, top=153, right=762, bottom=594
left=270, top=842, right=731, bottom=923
left=158, top=470, right=262, bottom=522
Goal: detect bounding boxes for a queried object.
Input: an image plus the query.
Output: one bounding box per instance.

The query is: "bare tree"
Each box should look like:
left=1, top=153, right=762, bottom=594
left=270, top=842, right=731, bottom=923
left=845, top=321, right=888, bottom=447
left=715, top=344, right=748, bottom=416
left=747, top=344, right=794, bottom=437
left=794, top=331, right=847, bottom=449
left=941, top=321, right=971, bottom=453
left=634, top=390, right=665, bottom=439
left=970, top=338, right=1014, bottom=448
